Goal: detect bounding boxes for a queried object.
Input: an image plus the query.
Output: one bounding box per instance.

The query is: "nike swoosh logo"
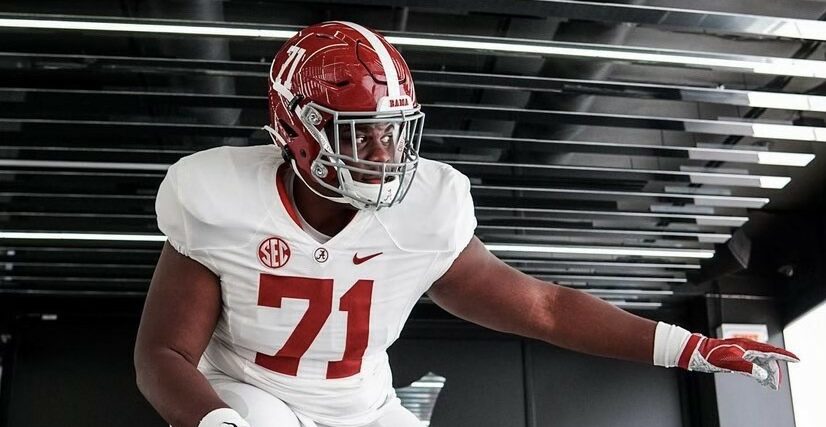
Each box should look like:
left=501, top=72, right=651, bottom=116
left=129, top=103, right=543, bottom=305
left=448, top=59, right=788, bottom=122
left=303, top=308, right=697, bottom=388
left=353, top=252, right=383, bottom=265
left=221, top=423, right=238, bottom=427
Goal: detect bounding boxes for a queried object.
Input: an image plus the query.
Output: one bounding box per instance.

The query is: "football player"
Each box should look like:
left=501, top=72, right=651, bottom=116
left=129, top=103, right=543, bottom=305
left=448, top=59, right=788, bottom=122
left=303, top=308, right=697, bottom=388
left=134, top=21, right=799, bottom=427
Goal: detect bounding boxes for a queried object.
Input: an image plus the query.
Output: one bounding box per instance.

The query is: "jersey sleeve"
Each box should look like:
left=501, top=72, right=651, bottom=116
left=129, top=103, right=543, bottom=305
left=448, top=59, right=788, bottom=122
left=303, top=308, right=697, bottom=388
left=155, top=163, right=220, bottom=274
left=426, top=173, right=477, bottom=283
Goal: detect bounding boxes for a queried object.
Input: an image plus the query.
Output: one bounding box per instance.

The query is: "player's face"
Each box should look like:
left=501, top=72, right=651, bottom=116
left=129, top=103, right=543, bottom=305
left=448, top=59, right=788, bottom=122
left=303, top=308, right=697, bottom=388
left=335, top=122, right=404, bottom=183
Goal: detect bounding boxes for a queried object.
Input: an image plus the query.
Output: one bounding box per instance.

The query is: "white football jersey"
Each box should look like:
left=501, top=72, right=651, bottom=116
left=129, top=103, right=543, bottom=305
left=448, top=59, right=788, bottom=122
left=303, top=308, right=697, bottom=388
left=155, top=145, right=476, bottom=427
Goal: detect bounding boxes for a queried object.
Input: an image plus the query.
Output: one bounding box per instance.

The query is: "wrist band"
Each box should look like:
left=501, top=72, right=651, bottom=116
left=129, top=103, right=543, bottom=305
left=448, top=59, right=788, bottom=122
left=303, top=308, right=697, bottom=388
left=652, top=322, right=693, bottom=368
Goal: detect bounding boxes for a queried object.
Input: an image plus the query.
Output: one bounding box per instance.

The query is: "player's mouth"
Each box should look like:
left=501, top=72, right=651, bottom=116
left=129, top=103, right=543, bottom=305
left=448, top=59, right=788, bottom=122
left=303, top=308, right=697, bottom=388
left=360, top=176, right=395, bottom=184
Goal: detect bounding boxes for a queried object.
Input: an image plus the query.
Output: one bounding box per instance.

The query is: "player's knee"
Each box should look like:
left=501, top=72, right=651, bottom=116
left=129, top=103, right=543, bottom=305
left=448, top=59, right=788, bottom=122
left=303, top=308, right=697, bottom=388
left=212, top=381, right=302, bottom=427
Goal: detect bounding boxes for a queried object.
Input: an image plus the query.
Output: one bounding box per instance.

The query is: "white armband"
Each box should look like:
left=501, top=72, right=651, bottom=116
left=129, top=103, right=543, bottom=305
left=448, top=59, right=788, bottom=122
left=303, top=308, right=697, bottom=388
left=652, top=321, right=693, bottom=368
left=198, top=407, right=250, bottom=427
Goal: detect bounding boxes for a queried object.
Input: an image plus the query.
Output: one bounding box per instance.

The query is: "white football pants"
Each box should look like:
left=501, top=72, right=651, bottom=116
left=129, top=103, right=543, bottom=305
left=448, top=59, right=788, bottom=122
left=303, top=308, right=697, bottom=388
left=203, top=365, right=422, bottom=427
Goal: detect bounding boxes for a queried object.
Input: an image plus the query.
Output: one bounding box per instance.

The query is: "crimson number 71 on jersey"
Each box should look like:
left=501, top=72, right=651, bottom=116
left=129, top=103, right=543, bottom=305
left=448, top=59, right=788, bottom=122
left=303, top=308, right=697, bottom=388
left=254, top=273, right=373, bottom=379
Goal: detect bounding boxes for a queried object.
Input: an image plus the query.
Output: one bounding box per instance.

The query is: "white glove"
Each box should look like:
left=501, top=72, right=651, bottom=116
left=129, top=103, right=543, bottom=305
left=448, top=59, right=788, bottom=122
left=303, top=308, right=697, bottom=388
left=198, top=407, right=251, bottom=427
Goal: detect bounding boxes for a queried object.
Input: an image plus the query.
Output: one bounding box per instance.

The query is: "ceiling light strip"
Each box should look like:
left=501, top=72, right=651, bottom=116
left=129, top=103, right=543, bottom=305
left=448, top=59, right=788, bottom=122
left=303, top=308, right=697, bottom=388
left=583, top=288, right=675, bottom=297
left=429, top=104, right=826, bottom=143
left=390, top=36, right=826, bottom=78
left=605, top=301, right=663, bottom=309
left=0, top=232, right=166, bottom=241
left=0, top=232, right=715, bottom=259
left=449, top=160, right=790, bottom=189
left=1, top=15, right=825, bottom=78
left=417, top=71, right=826, bottom=113
left=8, top=54, right=826, bottom=113
left=476, top=225, right=731, bottom=240
left=486, top=243, right=715, bottom=258
left=0, top=158, right=789, bottom=190
left=0, top=17, right=296, bottom=38
left=475, top=187, right=766, bottom=208
left=6, top=106, right=826, bottom=143
left=535, top=274, right=686, bottom=283
left=476, top=206, right=749, bottom=226
left=0, top=159, right=170, bottom=171
left=502, top=259, right=701, bottom=269
left=427, top=133, right=814, bottom=167
left=526, top=0, right=826, bottom=41
left=0, top=174, right=767, bottom=212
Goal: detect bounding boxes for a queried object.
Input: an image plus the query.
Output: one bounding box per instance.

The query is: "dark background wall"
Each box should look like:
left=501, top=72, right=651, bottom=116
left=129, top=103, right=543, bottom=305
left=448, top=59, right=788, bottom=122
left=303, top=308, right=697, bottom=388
left=0, top=286, right=804, bottom=427
left=527, top=343, right=682, bottom=427
left=0, top=301, right=690, bottom=427
left=706, top=296, right=795, bottom=427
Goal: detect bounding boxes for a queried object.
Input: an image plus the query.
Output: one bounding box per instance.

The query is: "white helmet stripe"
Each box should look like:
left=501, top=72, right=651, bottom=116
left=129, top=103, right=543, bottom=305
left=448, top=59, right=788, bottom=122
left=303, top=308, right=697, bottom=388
left=270, top=57, right=296, bottom=102
left=336, top=21, right=401, bottom=98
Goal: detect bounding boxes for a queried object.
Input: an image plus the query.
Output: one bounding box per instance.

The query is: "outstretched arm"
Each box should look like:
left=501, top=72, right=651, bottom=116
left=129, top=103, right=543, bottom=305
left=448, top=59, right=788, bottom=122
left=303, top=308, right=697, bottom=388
left=428, top=237, right=798, bottom=388
left=428, top=237, right=656, bottom=363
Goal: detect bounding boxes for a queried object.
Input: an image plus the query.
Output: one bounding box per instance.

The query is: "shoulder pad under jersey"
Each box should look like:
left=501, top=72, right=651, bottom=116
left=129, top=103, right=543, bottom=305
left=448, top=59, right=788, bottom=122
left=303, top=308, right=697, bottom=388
left=156, top=145, right=281, bottom=258
left=374, top=158, right=477, bottom=253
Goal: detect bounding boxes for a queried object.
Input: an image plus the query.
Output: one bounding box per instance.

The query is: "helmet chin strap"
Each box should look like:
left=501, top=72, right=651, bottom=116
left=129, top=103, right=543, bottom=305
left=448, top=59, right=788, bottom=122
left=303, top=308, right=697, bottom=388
left=263, top=125, right=351, bottom=207
left=286, top=156, right=352, bottom=207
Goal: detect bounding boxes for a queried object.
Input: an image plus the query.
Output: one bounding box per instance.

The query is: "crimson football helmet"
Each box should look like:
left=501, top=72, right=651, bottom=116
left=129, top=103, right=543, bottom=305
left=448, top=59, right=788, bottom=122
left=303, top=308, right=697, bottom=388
left=263, top=21, right=424, bottom=210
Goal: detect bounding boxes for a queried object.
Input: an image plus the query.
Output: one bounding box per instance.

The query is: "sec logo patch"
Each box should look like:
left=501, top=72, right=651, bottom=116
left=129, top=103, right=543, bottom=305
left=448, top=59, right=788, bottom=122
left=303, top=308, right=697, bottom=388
left=258, top=237, right=291, bottom=268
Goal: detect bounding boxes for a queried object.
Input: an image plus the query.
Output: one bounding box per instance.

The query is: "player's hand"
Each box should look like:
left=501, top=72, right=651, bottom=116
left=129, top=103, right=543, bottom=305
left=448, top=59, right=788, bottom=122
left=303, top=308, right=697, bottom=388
left=198, top=408, right=251, bottom=427
left=677, top=334, right=800, bottom=390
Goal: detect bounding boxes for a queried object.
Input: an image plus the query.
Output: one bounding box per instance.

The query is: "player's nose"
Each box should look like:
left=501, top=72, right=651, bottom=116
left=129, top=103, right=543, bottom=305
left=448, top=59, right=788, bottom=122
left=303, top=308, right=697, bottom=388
left=362, top=137, right=392, bottom=163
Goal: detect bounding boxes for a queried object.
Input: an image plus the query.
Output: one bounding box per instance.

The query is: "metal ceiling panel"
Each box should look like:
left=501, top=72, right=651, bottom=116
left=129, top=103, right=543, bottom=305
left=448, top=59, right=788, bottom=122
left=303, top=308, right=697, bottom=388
left=290, top=0, right=826, bottom=41
left=6, top=54, right=824, bottom=113
left=0, top=1, right=823, bottom=311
